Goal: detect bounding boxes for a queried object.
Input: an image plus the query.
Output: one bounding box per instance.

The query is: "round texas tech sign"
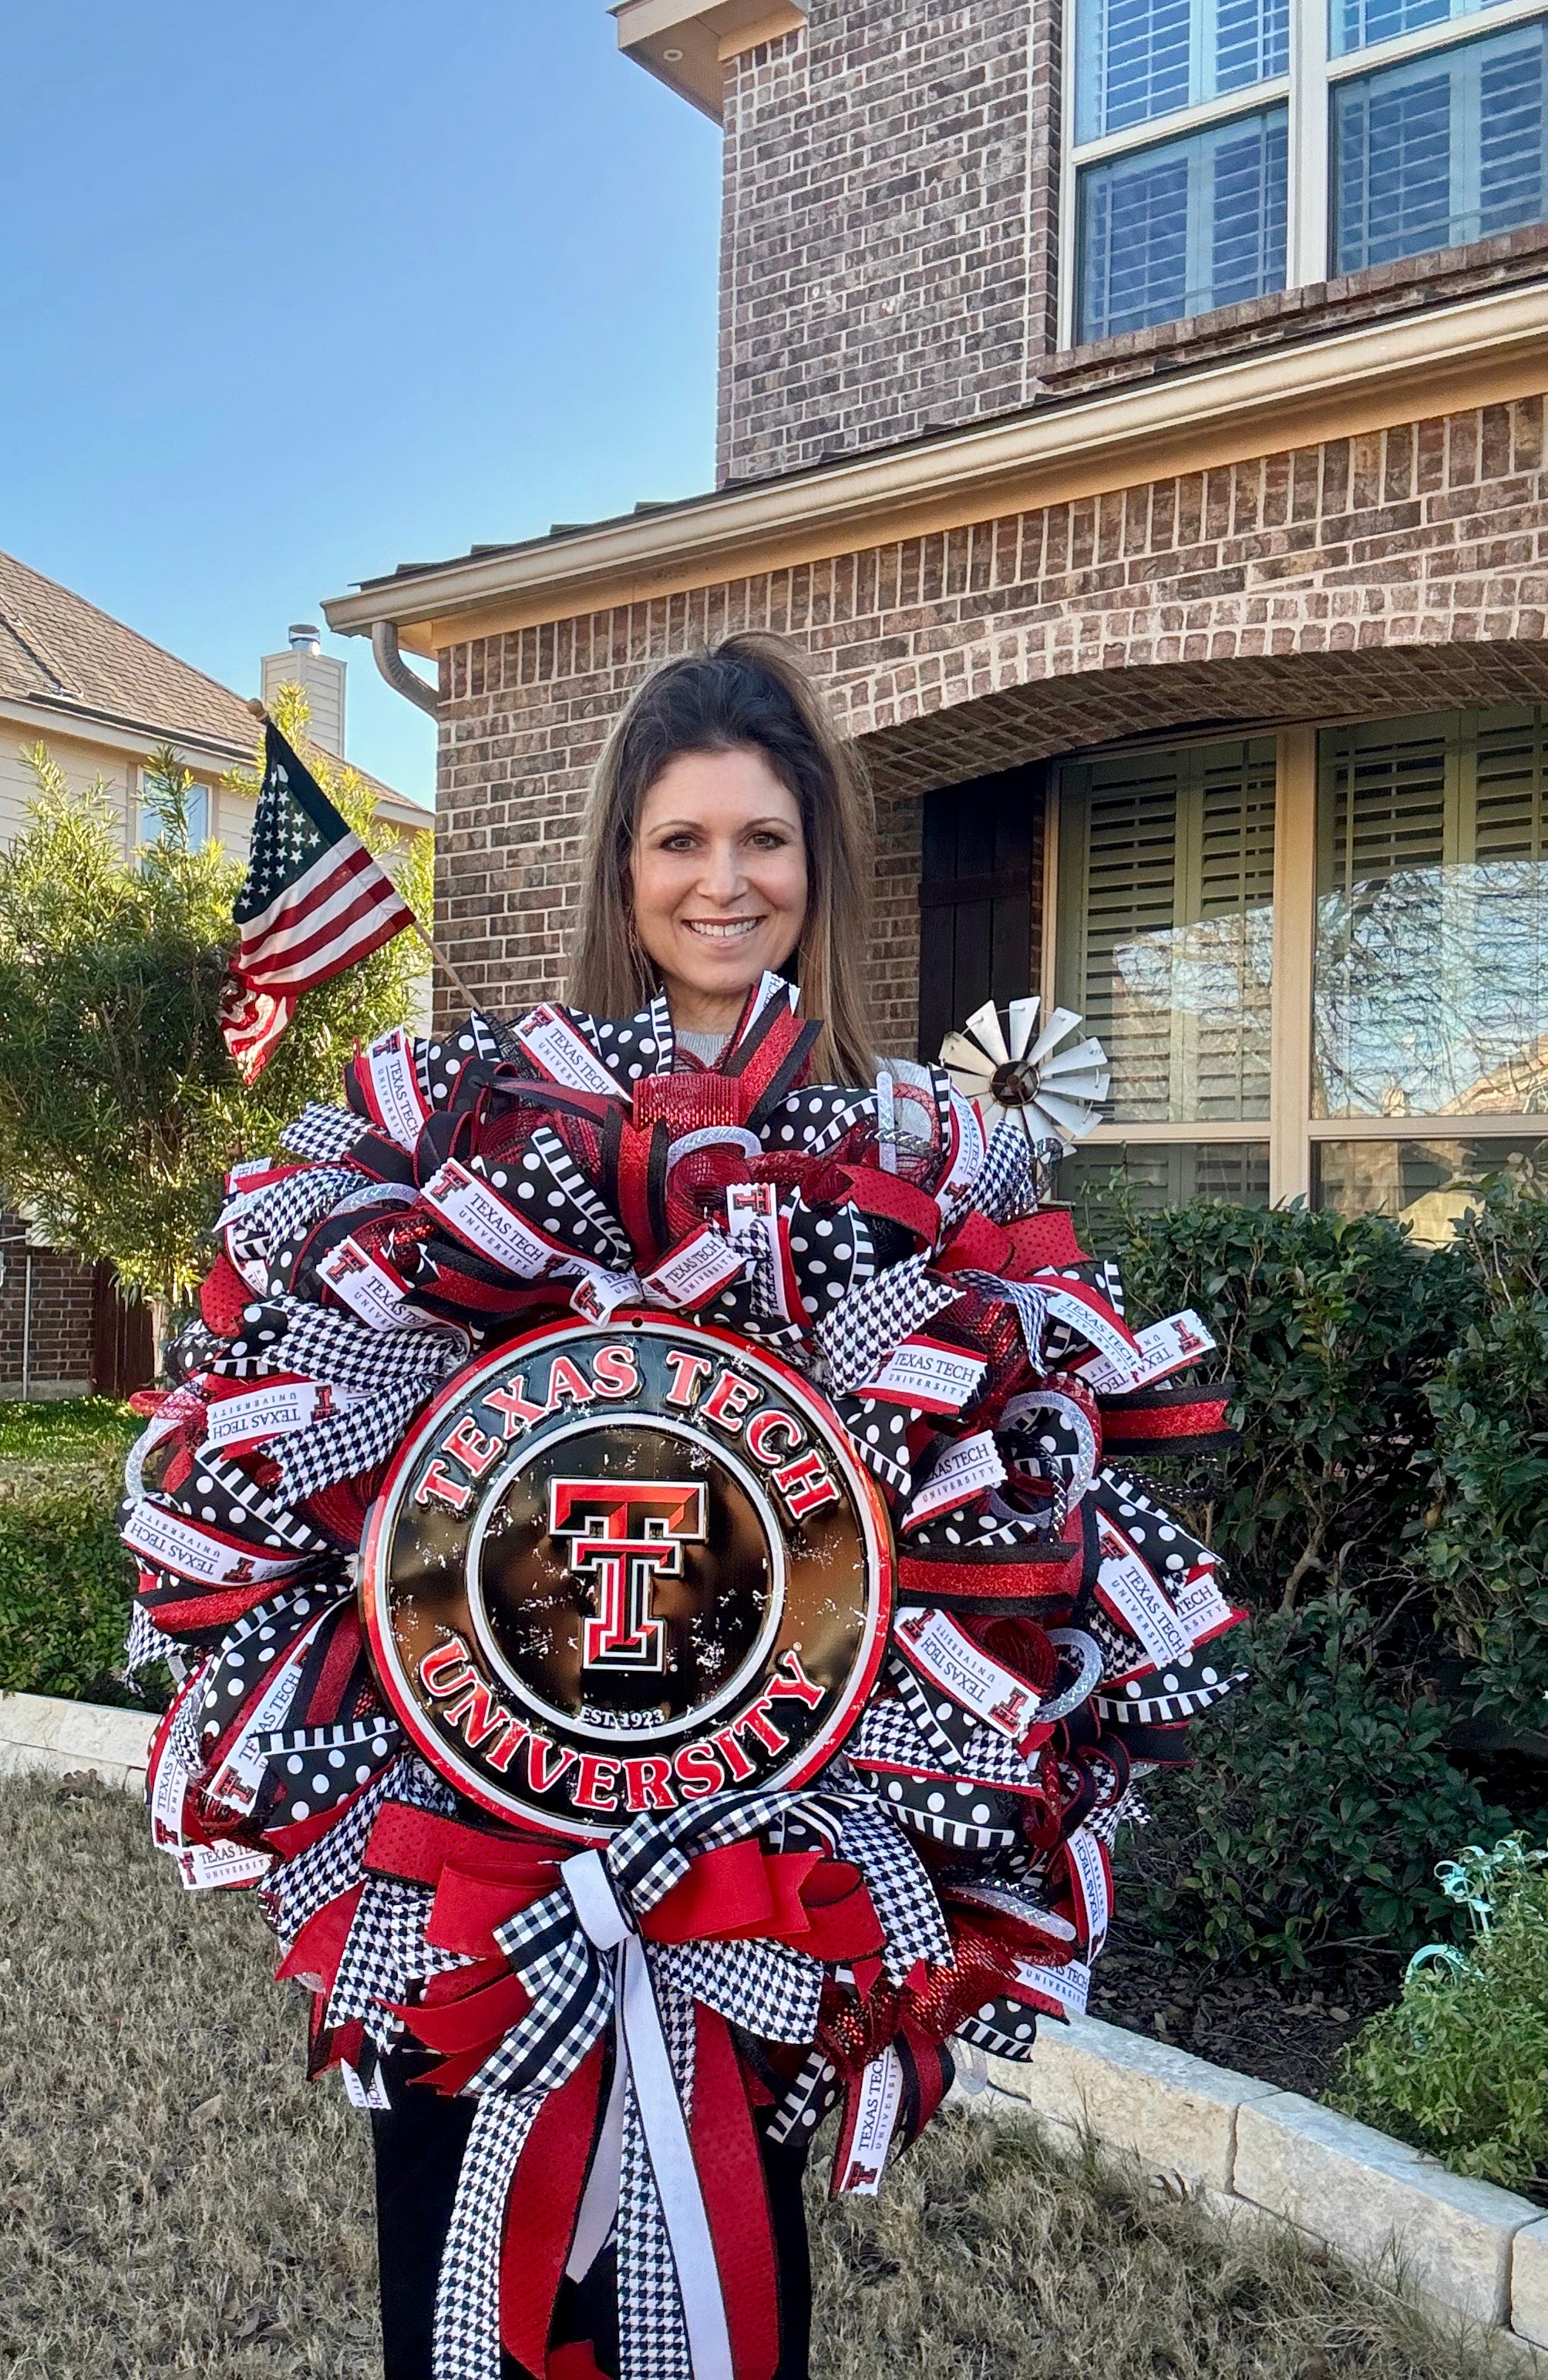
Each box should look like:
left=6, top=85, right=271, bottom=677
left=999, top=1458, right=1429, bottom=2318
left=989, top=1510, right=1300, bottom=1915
left=362, top=1317, right=893, bottom=1835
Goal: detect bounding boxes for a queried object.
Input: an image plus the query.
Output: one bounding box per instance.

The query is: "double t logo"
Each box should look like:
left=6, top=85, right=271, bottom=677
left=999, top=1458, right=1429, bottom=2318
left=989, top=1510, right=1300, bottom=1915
left=547, top=1479, right=706, bottom=1672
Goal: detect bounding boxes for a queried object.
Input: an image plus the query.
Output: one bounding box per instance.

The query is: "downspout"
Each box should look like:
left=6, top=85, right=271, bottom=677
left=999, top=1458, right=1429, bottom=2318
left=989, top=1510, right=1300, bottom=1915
left=371, top=620, right=440, bottom=717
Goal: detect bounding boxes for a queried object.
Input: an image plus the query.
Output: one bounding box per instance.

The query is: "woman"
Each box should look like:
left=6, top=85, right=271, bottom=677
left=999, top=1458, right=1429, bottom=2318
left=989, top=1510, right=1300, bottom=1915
left=372, top=631, right=876, bottom=2380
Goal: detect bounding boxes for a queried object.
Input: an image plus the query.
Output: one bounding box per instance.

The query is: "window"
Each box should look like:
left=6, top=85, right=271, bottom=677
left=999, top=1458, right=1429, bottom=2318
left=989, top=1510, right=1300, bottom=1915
left=1054, top=739, right=1275, bottom=1190
left=1079, top=107, right=1287, bottom=337
left=1036, top=710, right=1548, bottom=1221
left=1314, top=1135, right=1548, bottom=1239
left=1333, top=18, right=1547, bottom=270
left=1314, top=710, right=1548, bottom=1120
left=1059, top=1140, right=1272, bottom=1208
left=1065, top=0, right=1548, bottom=344
left=1331, top=0, right=1516, bottom=59
left=1075, top=0, right=1290, bottom=139
left=137, top=770, right=209, bottom=849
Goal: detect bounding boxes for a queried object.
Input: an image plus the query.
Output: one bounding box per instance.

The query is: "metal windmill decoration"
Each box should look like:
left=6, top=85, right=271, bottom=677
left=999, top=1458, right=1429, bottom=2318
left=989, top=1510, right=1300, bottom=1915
left=940, top=998, right=1110, bottom=1153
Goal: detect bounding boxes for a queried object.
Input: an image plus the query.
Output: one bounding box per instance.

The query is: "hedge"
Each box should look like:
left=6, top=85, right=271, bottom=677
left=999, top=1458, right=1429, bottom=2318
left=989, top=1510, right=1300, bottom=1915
left=1077, top=1180, right=1548, bottom=1972
left=0, top=1400, right=140, bottom=1705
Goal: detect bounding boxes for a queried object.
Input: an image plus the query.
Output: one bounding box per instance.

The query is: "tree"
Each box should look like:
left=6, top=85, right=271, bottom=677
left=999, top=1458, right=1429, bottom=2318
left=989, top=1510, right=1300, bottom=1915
left=0, top=684, right=433, bottom=1309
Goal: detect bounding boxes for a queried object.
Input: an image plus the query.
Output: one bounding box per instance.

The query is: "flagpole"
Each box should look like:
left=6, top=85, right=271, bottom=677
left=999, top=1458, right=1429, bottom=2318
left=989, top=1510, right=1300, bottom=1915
left=247, top=700, right=486, bottom=1017
left=406, top=915, right=484, bottom=1014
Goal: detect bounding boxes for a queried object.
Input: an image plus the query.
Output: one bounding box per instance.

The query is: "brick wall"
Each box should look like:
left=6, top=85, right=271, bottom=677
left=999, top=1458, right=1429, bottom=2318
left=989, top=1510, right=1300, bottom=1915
left=438, top=392, right=1548, bottom=1050
left=718, top=0, right=1059, bottom=487
left=0, top=1215, right=96, bottom=1397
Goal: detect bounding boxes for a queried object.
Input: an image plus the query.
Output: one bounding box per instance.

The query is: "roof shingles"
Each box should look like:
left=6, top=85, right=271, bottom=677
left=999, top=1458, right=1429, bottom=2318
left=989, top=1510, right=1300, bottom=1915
left=0, top=548, right=258, bottom=751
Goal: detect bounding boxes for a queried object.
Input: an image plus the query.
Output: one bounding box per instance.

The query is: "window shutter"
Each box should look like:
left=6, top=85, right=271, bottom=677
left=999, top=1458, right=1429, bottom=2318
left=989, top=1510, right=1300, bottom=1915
left=1077, top=0, right=1288, bottom=136
left=917, top=768, right=1042, bottom=1064
left=1321, top=718, right=1449, bottom=896
left=1465, top=714, right=1548, bottom=1111
left=1079, top=108, right=1286, bottom=339
left=1335, top=64, right=1452, bottom=270
left=1082, top=150, right=1190, bottom=337
left=1334, top=20, right=1546, bottom=271
left=1196, top=745, right=1277, bottom=1118
left=1334, top=2, right=1522, bottom=63
left=1078, top=0, right=1192, bottom=139
left=1472, top=711, right=1548, bottom=866
left=1215, top=0, right=1289, bottom=94
left=1479, top=28, right=1545, bottom=235
left=1069, top=755, right=1182, bottom=1121
left=1058, top=739, right=1274, bottom=1123
left=1211, top=111, right=1288, bottom=309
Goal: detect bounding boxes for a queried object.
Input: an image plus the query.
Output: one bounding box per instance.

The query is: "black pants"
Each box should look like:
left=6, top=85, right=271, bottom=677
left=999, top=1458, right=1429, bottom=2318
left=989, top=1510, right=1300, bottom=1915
left=370, top=2053, right=813, bottom=2380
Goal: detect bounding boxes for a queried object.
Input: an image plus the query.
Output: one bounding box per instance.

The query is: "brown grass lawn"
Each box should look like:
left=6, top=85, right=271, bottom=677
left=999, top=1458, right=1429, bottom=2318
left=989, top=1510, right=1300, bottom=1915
left=0, top=1775, right=1505, bottom=2378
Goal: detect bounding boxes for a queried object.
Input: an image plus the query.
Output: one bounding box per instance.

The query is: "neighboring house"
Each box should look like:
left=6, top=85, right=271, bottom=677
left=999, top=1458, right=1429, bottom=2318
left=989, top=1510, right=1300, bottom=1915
left=323, top=0, right=1548, bottom=1245
left=0, top=549, right=431, bottom=1398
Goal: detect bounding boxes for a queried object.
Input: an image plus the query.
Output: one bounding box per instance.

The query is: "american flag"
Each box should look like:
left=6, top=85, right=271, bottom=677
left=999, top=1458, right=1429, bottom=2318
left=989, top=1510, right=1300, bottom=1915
left=219, top=722, right=418, bottom=1082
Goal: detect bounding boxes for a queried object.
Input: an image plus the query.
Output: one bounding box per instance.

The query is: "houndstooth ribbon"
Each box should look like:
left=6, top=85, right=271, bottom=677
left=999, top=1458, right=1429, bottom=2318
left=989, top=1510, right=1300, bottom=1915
left=227, top=1162, right=360, bottom=1256
left=280, top=1104, right=372, bottom=1162
left=816, top=1255, right=957, bottom=1397
left=827, top=1781, right=955, bottom=1978
left=971, top=1118, right=1036, bottom=1224
left=432, top=1787, right=815, bottom=2380
left=433, top=2091, right=547, bottom=2380
left=221, top=1297, right=463, bottom=1399
left=276, top=1374, right=442, bottom=1504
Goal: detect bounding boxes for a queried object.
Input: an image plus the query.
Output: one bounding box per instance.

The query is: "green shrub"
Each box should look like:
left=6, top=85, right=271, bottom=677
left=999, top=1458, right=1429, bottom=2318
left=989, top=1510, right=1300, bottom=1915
left=1073, top=1191, right=1460, bottom=1618
left=1423, top=1179, right=1548, bottom=1731
left=1331, top=1837, right=1548, bottom=2192
left=1116, top=1596, right=1510, bottom=1971
left=0, top=1399, right=141, bottom=1704
left=1072, top=1192, right=1540, bottom=1973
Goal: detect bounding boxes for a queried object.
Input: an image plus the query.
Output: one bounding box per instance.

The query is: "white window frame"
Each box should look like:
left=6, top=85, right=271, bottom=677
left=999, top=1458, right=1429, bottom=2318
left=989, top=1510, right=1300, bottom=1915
left=1058, top=0, right=1548, bottom=349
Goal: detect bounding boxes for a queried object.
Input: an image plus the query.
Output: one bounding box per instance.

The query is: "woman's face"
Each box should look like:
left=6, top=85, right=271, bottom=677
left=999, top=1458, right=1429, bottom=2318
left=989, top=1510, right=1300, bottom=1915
left=630, top=747, right=809, bottom=1033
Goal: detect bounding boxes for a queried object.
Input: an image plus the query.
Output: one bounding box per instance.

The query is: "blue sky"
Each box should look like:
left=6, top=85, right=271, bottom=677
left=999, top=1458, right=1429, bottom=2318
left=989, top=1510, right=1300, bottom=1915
left=1, top=2, right=722, bottom=804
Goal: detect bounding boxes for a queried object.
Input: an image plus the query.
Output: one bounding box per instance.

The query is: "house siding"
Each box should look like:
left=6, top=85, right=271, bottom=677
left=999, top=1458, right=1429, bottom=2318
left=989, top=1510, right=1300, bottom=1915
left=718, top=0, right=1061, bottom=488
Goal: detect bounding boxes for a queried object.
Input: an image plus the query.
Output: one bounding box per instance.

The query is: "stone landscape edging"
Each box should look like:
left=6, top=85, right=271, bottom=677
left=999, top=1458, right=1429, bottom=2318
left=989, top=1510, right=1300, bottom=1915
left=0, top=1686, right=156, bottom=1792
left=5, top=1689, right=1545, bottom=2362
left=965, top=2017, right=1548, bottom=2364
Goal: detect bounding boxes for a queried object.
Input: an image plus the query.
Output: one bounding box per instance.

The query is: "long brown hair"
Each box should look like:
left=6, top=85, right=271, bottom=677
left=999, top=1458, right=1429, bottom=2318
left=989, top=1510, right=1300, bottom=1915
left=567, top=633, right=876, bottom=1083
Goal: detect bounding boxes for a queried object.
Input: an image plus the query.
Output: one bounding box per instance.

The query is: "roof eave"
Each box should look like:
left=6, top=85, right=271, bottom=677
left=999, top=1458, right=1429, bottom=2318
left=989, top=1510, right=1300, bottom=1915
left=321, top=278, right=1548, bottom=647
left=612, top=0, right=806, bottom=121
left=0, top=689, right=254, bottom=768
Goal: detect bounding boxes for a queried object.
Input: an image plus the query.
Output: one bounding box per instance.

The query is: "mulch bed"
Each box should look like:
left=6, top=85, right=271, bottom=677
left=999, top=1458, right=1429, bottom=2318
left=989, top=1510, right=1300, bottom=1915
left=1090, top=1936, right=1401, bottom=2101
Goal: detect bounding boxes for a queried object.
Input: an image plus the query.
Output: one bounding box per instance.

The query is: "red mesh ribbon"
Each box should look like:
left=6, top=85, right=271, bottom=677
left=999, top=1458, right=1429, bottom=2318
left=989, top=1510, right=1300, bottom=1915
left=500, top=2040, right=606, bottom=2375
left=1099, top=1390, right=1233, bottom=1447
left=634, top=1071, right=749, bottom=1132
left=693, top=2005, right=782, bottom=2380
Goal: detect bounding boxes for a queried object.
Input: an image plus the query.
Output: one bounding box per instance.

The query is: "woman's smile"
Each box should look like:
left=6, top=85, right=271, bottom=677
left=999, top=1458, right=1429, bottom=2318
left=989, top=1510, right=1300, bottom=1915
left=681, top=915, right=766, bottom=940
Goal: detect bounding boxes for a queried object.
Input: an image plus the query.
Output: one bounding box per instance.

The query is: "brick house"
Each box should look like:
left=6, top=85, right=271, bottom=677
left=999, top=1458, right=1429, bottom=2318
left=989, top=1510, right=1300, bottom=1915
left=325, top=0, right=1548, bottom=1241
left=0, top=556, right=429, bottom=1396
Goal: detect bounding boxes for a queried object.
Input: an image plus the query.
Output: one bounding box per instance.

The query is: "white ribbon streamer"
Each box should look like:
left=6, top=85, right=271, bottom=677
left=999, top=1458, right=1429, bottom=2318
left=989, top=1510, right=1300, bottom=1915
left=560, top=1851, right=733, bottom=2380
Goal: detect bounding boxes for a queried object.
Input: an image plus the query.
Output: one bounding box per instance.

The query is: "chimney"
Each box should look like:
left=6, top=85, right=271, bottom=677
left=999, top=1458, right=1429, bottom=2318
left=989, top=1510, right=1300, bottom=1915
left=262, top=623, right=346, bottom=758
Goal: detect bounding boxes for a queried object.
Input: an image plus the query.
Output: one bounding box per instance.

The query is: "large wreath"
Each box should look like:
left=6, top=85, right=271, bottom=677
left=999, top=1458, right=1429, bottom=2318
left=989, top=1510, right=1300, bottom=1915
left=119, top=977, right=1244, bottom=2380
